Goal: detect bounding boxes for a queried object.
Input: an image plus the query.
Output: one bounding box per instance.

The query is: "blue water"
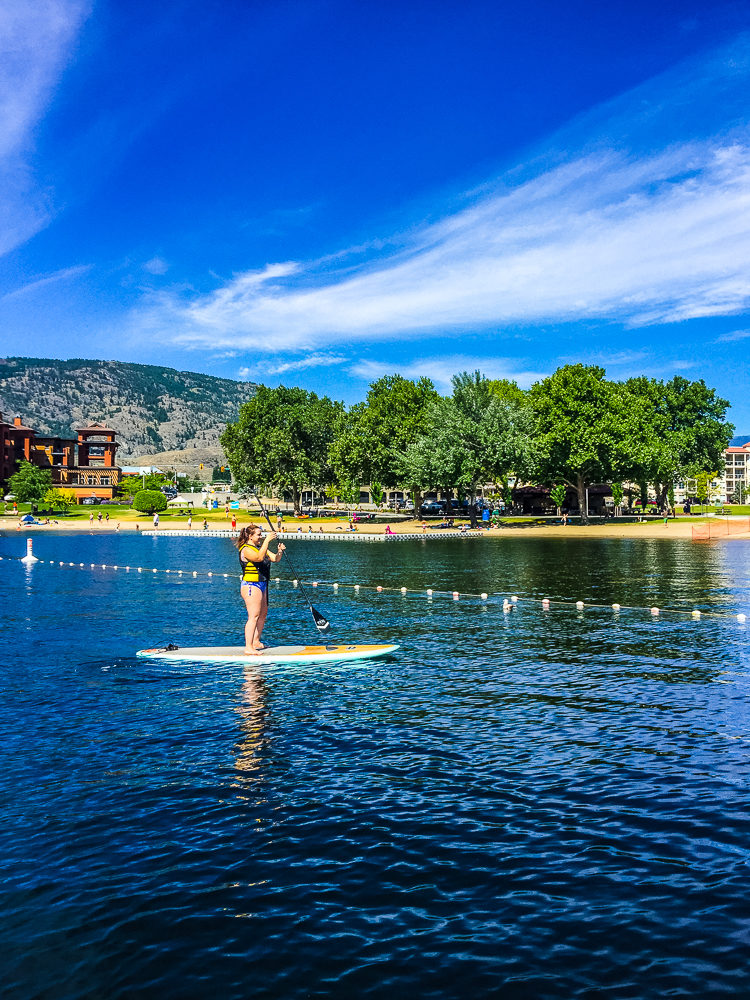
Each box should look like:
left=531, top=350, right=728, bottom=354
left=1, top=531, right=750, bottom=999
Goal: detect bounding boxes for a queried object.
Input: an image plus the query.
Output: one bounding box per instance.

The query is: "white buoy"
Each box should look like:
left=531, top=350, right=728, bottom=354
left=354, top=584, right=360, bottom=591
left=542, top=598, right=550, bottom=607
left=692, top=609, right=701, bottom=619
left=192, top=570, right=197, bottom=577
left=333, top=583, right=339, bottom=590
left=152, top=568, right=157, bottom=573
left=20, top=539, right=38, bottom=564
left=426, top=588, right=433, bottom=596
left=651, top=607, right=659, bottom=616
left=453, top=592, right=459, bottom=600
left=293, top=579, right=298, bottom=587
left=738, top=613, right=747, bottom=623
left=377, top=586, right=383, bottom=592
left=576, top=600, right=584, bottom=610
left=207, top=571, right=213, bottom=577
left=481, top=593, right=488, bottom=600
left=612, top=603, right=621, bottom=611
left=511, top=595, right=518, bottom=603
left=401, top=587, right=407, bottom=594
left=138, top=567, right=142, bottom=573
left=312, top=581, right=318, bottom=587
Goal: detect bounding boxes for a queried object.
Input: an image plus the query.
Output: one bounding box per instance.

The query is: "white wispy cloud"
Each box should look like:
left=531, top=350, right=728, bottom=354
left=0, top=0, right=90, bottom=256
left=237, top=352, right=348, bottom=381
left=142, top=256, right=169, bottom=275
left=1, top=263, right=91, bottom=300
left=715, top=328, right=750, bottom=342
left=139, top=42, right=750, bottom=352
left=348, top=355, right=548, bottom=391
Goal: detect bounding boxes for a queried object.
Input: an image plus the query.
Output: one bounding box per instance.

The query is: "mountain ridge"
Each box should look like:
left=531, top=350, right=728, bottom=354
left=0, top=356, right=257, bottom=462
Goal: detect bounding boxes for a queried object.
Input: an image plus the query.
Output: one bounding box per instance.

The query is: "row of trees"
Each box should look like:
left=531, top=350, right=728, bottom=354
left=221, top=365, right=733, bottom=525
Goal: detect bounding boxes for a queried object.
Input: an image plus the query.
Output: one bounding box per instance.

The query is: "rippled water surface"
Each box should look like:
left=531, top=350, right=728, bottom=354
left=1, top=531, right=750, bottom=999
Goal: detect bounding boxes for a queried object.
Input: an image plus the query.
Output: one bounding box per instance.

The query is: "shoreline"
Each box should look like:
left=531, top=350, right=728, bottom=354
left=3, top=515, right=750, bottom=541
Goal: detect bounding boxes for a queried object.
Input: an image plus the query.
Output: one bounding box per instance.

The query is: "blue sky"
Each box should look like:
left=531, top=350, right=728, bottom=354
left=2, top=1, right=750, bottom=428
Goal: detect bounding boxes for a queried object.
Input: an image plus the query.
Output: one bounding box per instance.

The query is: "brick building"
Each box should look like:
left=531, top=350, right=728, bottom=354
left=0, top=413, right=122, bottom=501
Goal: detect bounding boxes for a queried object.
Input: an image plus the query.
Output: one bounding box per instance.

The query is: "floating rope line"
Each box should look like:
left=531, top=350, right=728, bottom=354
left=140, top=529, right=485, bottom=541
left=1, top=543, right=747, bottom=623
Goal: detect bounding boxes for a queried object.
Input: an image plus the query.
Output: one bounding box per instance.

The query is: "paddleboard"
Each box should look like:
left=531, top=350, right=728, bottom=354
left=136, top=643, right=399, bottom=664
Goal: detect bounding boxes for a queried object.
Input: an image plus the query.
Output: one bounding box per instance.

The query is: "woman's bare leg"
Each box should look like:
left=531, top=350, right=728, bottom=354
left=254, top=592, right=269, bottom=648
left=241, top=586, right=263, bottom=654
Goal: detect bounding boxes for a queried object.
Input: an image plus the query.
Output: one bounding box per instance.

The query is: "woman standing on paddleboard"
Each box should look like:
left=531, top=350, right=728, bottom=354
left=236, top=524, right=285, bottom=655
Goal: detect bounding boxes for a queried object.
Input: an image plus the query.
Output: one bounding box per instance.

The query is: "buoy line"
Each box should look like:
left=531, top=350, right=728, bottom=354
left=1, top=543, right=748, bottom=623
left=140, top=529, right=485, bottom=541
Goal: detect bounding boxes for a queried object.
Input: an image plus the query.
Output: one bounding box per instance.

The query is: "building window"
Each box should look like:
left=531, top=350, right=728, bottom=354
left=101, top=477, right=110, bottom=485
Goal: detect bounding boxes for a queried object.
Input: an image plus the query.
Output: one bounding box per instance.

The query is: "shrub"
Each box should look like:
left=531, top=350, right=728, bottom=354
left=133, top=489, right=168, bottom=514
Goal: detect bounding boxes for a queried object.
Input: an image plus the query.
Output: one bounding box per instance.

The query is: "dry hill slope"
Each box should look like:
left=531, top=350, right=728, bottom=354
left=0, top=357, right=257, bottom=462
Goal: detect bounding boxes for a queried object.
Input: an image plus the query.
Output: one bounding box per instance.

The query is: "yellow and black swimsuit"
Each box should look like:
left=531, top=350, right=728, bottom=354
left=239, top=543, right=271, bottom=587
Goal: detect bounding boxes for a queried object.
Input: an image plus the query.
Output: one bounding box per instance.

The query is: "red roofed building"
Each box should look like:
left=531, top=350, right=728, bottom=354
left=0, top=413, right=122, bottom=500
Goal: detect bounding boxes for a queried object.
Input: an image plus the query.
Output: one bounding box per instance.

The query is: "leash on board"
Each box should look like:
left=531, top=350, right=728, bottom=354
left=249, top=489, right=331, bottom=634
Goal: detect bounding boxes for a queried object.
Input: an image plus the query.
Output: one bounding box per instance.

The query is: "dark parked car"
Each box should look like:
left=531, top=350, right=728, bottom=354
left=420, top=501, right=444, bottom=515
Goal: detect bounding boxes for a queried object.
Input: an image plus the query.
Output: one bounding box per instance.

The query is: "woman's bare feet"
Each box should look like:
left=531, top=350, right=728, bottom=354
left=243, top=648, right=262, bottom=656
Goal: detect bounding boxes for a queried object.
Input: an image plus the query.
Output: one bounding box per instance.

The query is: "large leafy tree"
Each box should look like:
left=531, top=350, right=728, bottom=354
left=529, top=365, right=639, bottom=523
left=329, top=375, right=438, bottom=493
left=623, top=376, right=732, bottom=506
left=8, top=461, right=53, bottom=503
left=221, top=385, right=342, bottom=512
left=402, top=371, right=532, bottom=524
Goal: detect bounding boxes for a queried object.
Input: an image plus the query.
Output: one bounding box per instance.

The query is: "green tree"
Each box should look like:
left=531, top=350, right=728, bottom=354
left=549, top=483, right=567, bottom=514
left=402, top=371, right=531, bottom=525
left=8, top=461, right=53, bottom=503
left=694, top=471, right=716, bottom=512
left=335, top=476, right=359, bottom=511
left=329, top=375, right=438, bottom=498
left=528, top=365, right=637, bottom=524
left=623, top=376, right=732, bottom=506
left=611, top=481, right=624, bottom=512
left=133, top=489, right=168, bottom=514
left=43, top=488, right=76, bottom=513
left=370, top=480, right=384, bottom=507
left=221, top=385, right=343, bottom=513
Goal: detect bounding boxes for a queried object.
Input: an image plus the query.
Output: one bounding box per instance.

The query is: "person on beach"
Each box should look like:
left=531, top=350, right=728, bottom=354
left=188, top=515, right=192, bottom=529
left=153, top=512, right=159, bottom=529
left=97, top=511, right=102, bottom=524
left=236, top=524, right=285, bottom=655
left=231, top=514, right=237, bottom=531
left=89, top=512, right=94, bottom=527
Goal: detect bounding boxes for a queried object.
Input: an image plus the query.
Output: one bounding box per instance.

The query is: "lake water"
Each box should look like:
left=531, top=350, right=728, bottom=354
left=1, top=531, right=749, bottom=999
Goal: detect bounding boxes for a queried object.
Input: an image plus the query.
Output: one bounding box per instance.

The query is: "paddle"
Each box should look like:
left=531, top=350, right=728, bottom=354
left=249, top=489, right=331, bottom=634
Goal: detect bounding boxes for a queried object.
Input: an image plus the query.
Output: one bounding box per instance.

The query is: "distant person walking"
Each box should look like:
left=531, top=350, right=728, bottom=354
left=153, top=512, right=159, bottom=529
left=231, top=514, right=237, bottom=531
left=188, top=515, right=192, bottom=529
left=89, top=512, right=94, bottom=527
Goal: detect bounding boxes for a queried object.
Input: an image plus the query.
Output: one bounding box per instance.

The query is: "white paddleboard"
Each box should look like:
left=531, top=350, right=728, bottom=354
left=136, top=643, right=399, bottom=664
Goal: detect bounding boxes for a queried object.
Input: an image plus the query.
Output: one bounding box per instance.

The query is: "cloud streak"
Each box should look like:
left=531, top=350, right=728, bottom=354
left=0, top=0, right=90, bottom=256
left=348, top=355, right=548, bottom=391
left=141, top=42, right=750, bottom=352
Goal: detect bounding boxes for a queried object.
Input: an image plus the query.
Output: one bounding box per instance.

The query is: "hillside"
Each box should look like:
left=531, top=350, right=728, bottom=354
left=0, top=357, right=257, bottom=462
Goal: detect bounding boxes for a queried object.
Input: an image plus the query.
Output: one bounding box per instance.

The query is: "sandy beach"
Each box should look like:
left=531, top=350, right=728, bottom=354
left=4, top=513, right=750, bottom=540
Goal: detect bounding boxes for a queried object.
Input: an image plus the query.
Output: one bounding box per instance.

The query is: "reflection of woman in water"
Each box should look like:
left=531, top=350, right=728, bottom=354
left=236, top=523, right=285, bottom=655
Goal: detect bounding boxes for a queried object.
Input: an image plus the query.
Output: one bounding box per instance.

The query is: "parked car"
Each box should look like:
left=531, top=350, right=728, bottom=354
left=420, top=501, right=444, bottom=515
left=81, top=497, right=99, bottom=505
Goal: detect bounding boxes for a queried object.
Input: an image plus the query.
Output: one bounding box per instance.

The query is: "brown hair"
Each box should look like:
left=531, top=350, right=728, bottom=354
left=236, top=523, right=262, bottom=549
